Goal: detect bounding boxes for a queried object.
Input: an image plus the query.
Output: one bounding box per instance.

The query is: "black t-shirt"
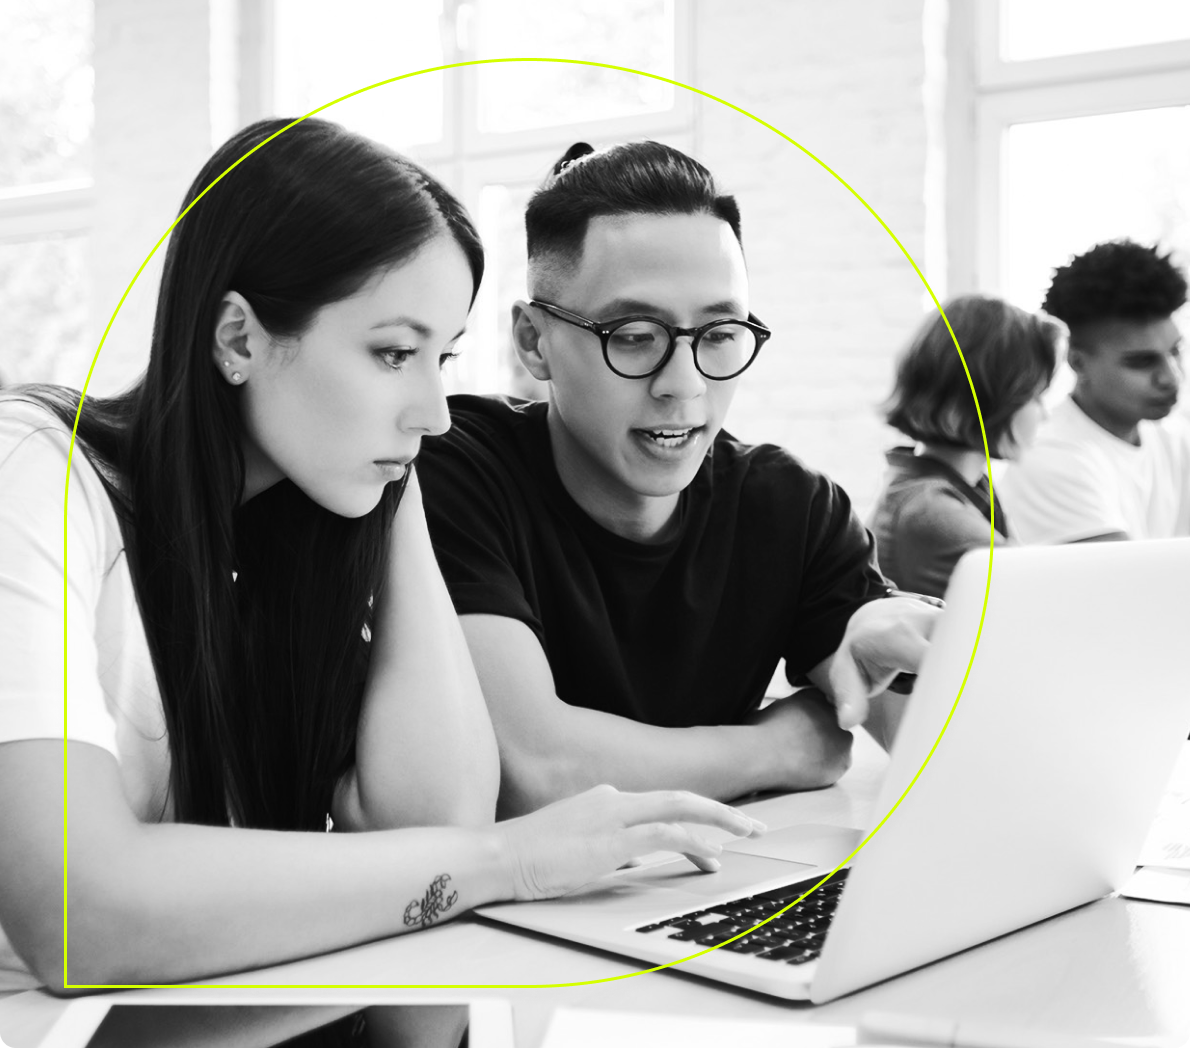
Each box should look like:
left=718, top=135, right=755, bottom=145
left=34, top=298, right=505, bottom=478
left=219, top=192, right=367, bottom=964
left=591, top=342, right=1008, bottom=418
left=418, top=395, right=887, bottom=728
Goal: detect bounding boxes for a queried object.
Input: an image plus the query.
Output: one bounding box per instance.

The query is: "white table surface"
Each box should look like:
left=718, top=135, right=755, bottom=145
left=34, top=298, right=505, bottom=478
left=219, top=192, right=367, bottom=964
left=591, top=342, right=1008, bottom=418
left=6, top=734, right=1190, bottom=1048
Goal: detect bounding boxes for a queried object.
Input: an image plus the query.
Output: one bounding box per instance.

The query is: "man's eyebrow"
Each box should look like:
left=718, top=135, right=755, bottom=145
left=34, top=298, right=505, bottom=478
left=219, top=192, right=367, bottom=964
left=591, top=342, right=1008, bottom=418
left=699, top=299, right=747, bottom=318
left=594, top=298, right=747, bottom=320
left=369, top=317, right=467, bottom=341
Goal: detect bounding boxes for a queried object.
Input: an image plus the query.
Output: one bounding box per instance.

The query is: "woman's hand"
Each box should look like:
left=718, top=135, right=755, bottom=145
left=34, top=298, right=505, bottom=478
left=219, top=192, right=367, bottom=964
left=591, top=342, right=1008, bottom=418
left=487, top=785, right=766, bottom=901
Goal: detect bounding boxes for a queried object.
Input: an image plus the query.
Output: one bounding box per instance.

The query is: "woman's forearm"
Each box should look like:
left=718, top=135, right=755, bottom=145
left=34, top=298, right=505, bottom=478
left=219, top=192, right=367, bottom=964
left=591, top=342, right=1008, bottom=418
left=1, top=741, right=757, bottom=992
left=6, top=743, right=509, bottom=990
left=75, top=822, right=505, bottom=986
left=343, top=471, right=500, bottom=831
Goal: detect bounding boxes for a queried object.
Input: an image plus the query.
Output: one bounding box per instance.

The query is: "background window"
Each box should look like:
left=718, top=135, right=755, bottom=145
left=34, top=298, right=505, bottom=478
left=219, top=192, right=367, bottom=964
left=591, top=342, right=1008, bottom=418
left=0, top=234, right=89, bottom=386
left=473, top=0, right=675, bottom=133
left=1003, top=106, right=1190, bottom=313
left=272, top=0, right=446, bottom=150
left=471, top=179, right=543, bottom=399
left=1001, top=0, right=1190, bottom=63
left=269, top=0, right=689, bottom=401
left=0, top=0, right=93, bottom=387
left=0, top=0, right=92, bottom=190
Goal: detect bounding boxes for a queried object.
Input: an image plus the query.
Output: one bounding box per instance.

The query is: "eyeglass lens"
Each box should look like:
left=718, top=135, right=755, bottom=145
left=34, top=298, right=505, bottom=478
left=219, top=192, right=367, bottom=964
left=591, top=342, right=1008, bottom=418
left=606, top=320, right=757, bottom=378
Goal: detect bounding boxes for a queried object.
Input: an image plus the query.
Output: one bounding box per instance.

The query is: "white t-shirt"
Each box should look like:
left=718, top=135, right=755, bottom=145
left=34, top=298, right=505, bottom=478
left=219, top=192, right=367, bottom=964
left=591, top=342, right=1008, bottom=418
left=0, top=397, right=172, bottom=989
left=999, top=396, right=1190, bottom=544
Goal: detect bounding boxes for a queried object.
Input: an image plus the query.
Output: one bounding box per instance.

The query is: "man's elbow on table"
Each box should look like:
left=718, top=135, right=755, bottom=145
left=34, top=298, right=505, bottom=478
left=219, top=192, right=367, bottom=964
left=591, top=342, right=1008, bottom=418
left=746, top=692, right=855, bottom=793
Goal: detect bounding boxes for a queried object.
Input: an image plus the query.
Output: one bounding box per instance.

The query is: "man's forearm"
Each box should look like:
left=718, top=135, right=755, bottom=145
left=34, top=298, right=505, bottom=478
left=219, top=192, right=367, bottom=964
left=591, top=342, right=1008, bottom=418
left=496, top=707, right=773, bottom=816
left=461, top=615, right=851, bottom=818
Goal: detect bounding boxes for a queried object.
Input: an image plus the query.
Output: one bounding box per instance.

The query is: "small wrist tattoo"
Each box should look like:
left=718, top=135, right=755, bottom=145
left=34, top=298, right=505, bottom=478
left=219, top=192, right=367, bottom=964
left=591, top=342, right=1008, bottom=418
left=403, top=874, right=459, bottom=929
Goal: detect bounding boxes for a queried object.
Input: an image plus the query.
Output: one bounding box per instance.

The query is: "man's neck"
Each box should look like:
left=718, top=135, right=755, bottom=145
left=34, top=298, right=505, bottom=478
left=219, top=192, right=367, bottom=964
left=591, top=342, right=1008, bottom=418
left=546, top=408, right=680, bottom=544
left=1071, top=390, right=1141, bottom=446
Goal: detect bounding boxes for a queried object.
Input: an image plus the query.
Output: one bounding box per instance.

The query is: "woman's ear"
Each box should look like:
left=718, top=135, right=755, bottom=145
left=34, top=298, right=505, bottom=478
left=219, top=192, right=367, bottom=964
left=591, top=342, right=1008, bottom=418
left=212, top=291, right=265, bottom=385
left=511, top=301, right=552, bottom=382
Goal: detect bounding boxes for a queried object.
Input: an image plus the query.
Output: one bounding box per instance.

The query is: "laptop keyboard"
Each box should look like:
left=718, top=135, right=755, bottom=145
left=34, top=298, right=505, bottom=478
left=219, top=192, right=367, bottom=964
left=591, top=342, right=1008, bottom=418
left=633, top=868, right=849, bottom=965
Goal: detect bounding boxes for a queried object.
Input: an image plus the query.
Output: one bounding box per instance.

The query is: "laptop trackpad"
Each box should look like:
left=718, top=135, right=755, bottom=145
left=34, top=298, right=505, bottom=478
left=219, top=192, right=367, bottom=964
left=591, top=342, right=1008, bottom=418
left=723, top=823, right=862, bottom=868
left=621, top=852, right=815, bottom=898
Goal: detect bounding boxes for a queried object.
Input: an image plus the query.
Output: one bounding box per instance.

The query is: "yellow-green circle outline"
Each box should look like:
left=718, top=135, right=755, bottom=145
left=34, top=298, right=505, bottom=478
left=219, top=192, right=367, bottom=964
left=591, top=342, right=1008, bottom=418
left=61, top=56, right=997, bottom=990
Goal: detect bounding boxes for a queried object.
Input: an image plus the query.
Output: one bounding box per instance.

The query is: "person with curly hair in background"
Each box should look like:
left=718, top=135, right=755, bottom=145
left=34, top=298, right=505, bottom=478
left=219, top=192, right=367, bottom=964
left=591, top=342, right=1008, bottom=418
left=999, top=240, right=1189, bottom=543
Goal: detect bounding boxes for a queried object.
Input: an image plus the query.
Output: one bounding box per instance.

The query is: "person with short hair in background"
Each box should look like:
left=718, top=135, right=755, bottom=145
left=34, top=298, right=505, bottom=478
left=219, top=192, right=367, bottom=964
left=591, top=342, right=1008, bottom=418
left=868, top=295, right=1064, bottom=599
left=417, top=140, right=941, bottom=817
left=999, top=240, right=1189, bottom=543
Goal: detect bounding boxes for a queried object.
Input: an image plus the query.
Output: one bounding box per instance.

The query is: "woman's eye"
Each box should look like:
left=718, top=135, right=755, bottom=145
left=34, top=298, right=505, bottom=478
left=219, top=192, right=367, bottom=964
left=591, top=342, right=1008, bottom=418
left=439, top=350, right=461, bottom=370
left=375, top=347, right=416, bottom=370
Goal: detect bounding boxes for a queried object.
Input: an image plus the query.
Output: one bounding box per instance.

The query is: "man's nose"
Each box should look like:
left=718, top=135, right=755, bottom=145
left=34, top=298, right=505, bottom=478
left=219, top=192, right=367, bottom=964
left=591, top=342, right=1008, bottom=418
left=1156, top=353, right=1183, bottom=390
left=649, top=336, right=707, bottom=399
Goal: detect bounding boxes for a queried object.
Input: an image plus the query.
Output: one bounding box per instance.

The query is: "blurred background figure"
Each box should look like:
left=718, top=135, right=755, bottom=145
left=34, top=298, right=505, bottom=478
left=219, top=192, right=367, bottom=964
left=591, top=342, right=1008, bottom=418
left=869, top=295, right=1064, bottom=598
left=999, top=240, right=1189, bottom=543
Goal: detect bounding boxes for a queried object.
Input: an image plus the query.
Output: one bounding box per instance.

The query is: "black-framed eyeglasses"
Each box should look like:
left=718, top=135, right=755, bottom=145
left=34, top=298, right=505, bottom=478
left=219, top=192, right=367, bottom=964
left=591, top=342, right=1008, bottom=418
left=530, top=300, right=772, bottom=381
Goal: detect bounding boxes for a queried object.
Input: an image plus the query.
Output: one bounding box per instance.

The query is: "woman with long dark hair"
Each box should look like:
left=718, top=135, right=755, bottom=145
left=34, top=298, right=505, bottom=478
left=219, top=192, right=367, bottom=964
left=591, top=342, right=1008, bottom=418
left=0, top=118, right=758, bottom=995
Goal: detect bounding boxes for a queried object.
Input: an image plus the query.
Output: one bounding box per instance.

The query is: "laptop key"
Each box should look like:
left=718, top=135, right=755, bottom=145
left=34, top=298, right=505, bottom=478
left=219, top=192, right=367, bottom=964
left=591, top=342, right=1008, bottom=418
left=784, top=949, right=820, bottom=965
left=721, top=938, right=771, bottom=955
left=666, top=928, right=708, bottom=941
left=694, top=920, right=747, bottom=937
left=759, top=944, right=813, bottom=961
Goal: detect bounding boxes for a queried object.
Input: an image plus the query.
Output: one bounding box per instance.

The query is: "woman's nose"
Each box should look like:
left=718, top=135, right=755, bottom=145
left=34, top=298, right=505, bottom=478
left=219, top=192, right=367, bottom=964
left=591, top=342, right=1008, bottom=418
left=402, top=362, right=452, bottom=437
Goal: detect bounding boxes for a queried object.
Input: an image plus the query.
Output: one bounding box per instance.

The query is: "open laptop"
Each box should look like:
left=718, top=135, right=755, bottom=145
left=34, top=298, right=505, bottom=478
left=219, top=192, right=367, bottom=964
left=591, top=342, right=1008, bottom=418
left=478, top=539, right=1190, bottom=1002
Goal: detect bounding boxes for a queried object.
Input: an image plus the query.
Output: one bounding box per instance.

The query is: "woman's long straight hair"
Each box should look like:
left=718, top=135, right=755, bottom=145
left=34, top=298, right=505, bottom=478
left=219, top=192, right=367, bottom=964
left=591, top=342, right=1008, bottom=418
left=25, top=118, right=483, bottom=829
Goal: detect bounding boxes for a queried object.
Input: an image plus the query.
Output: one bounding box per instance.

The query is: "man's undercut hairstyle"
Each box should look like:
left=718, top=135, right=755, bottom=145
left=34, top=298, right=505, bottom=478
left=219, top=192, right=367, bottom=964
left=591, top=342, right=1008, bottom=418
left=1042, top=239, right=1187, bottom=333
left=525, top=140, right=742, bottom=294
left=884, top=295, right=1063, bottom=457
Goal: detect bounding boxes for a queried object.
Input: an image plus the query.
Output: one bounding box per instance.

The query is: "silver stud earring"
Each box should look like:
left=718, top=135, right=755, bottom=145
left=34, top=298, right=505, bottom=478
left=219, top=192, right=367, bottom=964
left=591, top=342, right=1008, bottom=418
left=232, top=371, right=242, bottom=382
left=221, top=359, right=231, bottom=368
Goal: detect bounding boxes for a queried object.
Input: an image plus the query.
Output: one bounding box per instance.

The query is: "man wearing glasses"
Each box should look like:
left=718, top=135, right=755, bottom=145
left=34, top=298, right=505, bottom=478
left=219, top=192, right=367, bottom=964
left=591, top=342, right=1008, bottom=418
left=418, top=141, right=937, bottom=817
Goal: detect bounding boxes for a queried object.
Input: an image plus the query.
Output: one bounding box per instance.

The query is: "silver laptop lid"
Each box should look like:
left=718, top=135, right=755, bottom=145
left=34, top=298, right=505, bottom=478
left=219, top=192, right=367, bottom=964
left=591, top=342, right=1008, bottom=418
left=811, top=538, right=1190, bottom=1002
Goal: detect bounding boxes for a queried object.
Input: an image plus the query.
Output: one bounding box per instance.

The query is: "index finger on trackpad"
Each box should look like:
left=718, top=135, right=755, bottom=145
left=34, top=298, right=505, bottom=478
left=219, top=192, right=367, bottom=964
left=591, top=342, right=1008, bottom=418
left=625, top=852, right=815, bottom=898
left=723, top=823, right=862, bottom=867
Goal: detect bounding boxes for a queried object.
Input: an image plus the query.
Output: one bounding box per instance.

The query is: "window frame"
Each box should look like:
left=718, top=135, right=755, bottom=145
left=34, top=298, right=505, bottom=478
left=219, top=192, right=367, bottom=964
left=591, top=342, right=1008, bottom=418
left=0, top=179, right=93, bottom=245
left=948, top=0, right=1190, bottom=298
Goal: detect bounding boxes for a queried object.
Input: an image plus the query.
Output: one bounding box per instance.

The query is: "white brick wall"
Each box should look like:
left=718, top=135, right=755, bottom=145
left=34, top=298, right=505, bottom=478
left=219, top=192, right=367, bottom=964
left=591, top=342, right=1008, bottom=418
left=692, top=0, right=938, bottom=514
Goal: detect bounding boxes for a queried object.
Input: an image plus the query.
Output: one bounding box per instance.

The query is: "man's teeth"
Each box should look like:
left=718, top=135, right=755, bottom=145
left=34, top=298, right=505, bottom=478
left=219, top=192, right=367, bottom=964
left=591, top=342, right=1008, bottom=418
left=643, top=428, right=694, bottom=446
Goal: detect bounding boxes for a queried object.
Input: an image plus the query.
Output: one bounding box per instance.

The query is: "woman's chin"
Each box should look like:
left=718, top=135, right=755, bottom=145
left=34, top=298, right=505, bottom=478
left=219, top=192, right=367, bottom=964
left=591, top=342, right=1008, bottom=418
left=302, top=481, right=388, bottom=519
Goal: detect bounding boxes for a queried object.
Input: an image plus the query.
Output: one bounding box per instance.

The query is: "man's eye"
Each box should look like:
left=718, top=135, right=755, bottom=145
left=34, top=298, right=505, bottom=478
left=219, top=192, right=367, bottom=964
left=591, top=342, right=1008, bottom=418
left=703, top=329, right=739, bottom=345
left=376, top=348, right=416, bottom=369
